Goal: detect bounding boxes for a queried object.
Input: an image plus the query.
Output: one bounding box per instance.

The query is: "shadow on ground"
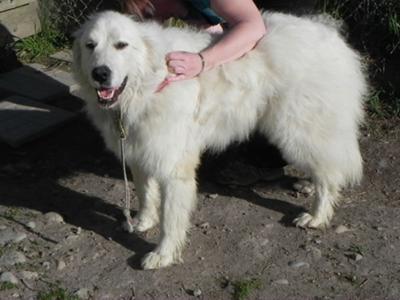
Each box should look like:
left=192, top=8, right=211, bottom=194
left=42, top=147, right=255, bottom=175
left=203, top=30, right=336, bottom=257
left=0, top=111, right=304, bottom=264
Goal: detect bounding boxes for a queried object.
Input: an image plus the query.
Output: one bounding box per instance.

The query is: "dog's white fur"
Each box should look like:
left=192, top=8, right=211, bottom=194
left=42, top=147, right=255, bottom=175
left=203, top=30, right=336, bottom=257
left=73, top=11, right=366, bottom=269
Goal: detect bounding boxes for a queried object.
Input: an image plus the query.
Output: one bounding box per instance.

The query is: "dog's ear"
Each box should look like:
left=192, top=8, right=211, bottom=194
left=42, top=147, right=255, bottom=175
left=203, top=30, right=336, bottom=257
left=72, top=28, right=84, bottom=83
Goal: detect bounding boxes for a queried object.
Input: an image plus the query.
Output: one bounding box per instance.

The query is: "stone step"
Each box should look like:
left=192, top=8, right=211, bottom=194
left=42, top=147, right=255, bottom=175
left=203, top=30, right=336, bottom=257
left=0, top=0, right=40, bottom=39
left=0, top=95, right=76, bottom=147
left=50, top=50, right=73, bottom=63
left=0, top=63, right=77, bottom=103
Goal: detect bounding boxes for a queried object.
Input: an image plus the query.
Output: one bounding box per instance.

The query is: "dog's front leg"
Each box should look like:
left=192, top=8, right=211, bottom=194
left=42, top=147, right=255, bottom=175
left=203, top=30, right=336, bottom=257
left=141, top=175, right=197, bottom=269
left=130, top=165, right=161, bottom=232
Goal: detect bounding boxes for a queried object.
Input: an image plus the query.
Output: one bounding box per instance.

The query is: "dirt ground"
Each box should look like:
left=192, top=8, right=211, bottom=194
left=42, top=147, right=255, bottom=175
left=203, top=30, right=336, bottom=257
left=0, top=94, right=399, bottom=299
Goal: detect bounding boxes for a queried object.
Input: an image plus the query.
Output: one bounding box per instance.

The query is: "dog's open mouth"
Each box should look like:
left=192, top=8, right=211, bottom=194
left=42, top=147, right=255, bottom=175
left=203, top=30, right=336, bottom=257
left=96, top=76, right=128, bottom=108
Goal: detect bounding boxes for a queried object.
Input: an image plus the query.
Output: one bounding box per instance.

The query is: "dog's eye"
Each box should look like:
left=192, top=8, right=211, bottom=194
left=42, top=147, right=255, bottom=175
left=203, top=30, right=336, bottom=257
left=85, top=42, right=97, bottom=50
left=115, top=42, right=128, bottom=50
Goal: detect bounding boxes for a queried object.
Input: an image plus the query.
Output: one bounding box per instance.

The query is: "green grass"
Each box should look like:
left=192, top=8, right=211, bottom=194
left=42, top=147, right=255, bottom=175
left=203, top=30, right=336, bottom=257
left=232, top=278, right=262, bottom=300
left=348, top=244, right=365, bottom=256
left=367, top=90, right=386, bottom=118
left=11, top=0, right=69, bottom=63
left=37, top=287, right=79, bottom=300
left=164, top=17, right=189, bottom=28
left=3, top=207, right=20, bottom=219
left=14, top=25, right=69, bottom=62
left=0, top=282, right=17, bottom=291
left=318, top=0, right=400, bottom=118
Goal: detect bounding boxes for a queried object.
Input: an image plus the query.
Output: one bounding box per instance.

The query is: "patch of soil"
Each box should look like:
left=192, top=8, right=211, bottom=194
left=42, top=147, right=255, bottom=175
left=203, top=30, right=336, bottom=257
left=0, top=108, right=399, bottom=299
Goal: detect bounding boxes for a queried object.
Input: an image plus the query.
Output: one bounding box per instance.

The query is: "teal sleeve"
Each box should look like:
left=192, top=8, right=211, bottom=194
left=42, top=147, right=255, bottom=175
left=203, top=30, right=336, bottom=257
left=188, top=0, right=224, bottom=25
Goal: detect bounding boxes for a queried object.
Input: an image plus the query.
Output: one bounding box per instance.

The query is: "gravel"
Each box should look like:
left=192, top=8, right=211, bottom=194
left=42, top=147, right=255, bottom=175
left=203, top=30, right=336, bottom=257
left=335, top=225, right=351, bottom=234
left=20, top=271, right=39, bottom=281
left=193, top=288, right=202, bottom=297
left=43, top=212, right=64, bottom=224
left=26, top=221, right=36, bottom=230
left=274, top=279, right=289, bottom=285
left=0, top=228, right=27, bottom=246
left=74, top=287, right=91, bottom=299
left=288, top=261, right=310, bottom=269
left=0, top=251, right=27, bottom=267
left=0, top=272, right=19, bottom=285
left=57, top=260, right=67, bottom=271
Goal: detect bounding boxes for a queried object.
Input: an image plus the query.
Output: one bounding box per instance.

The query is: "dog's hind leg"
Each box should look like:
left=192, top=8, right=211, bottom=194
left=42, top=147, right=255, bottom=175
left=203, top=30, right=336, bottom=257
left=294, top=178, right=339, bottom=228
left=142, top=156, right=199, bottom=269
left=290, top=139, right=362, bottom=229
left=130, top=165, right=161, bottom=232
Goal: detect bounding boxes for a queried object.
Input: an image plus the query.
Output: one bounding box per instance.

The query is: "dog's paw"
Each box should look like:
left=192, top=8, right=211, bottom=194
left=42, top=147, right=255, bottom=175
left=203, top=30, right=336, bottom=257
left=141, top=250, right=179, bottom=270
left=293, top=179, right=315, bottom=197
left=293, top=212, right=330, bottom=229
left=131, top=216, right=157, bottom=233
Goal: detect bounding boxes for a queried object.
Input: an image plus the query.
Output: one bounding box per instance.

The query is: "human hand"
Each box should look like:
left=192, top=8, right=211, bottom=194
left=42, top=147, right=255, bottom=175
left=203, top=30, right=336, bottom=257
left=165, top=51, right=205, bottom=83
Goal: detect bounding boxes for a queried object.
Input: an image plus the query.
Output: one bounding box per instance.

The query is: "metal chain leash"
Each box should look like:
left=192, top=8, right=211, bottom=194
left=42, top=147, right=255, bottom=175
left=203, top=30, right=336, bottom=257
left=114, top=106, right=134, bottom=233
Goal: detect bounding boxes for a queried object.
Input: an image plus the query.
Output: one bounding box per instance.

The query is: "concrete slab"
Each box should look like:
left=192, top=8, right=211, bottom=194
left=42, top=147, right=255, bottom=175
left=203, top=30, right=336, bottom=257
left=0, top=0, right=41, bottom=39
left=0, top=64, right=77, bottom=103
left=50, top=50, right=73, bottom=63
left=0, top=95, right=76, bottom=147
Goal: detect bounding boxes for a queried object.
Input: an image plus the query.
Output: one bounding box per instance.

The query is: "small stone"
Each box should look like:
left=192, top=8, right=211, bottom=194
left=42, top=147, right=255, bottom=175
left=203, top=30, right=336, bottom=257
left=260, top=239, right=270, bottom=246
left=355, top=254, right=363, bottom=261
left=20, top=271, right=39, bottom=280
left=308, top=246, right=322, bottom=261
left=65, top=234, right=79, bottom=242
left=0, top=272, right=19, bottom=285
left=26, top=221, right=36, bottom=230
left=44, top=212, right=64, bottom=224
left=92, top=252, right=102, bottom=260
left=193, top=288, right=202, bottom=297
left=0, top=228, right=27, bottom=246
left=42, top=261, right=51, bottom=270
left=274, top=279, right=289, bottom=285
left=288, top=261, right=310, bottom=269
left=207, top=193, right=218, bottom=199
left=335, top=225, right=351, bottom=234
left=50, top=50, right=73, bottom=63
left=72, top=227, right=82, bottom=235
left=373, top=226, right=384, bottom=231
left=74, top=288, right=91, bottom=299
left=347, top=253, right=363, bottom=261
left=199, top=222, right=210, bottom=231
left=0, top=251, right=27, bottom=266
left=57, top=260, right=66, bottom=271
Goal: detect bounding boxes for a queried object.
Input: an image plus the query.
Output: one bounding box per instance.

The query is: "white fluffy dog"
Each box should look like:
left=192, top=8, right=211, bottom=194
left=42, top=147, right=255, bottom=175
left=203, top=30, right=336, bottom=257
left=73, top=10, right=366, bottom=269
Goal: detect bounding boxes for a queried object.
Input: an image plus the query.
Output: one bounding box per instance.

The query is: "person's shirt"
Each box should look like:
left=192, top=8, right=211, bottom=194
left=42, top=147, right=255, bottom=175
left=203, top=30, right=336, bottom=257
left=184, top=0, right=224, bottom=25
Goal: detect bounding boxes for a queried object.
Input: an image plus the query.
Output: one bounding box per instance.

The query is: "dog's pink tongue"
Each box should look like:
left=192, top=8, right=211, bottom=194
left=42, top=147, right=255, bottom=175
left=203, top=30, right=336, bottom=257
left=98, top=88, right=115, bottom=99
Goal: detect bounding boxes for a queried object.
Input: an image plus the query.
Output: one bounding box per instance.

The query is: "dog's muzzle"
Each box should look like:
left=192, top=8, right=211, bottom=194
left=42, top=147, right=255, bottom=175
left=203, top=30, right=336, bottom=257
left=95, top=76, right=128, bottom=109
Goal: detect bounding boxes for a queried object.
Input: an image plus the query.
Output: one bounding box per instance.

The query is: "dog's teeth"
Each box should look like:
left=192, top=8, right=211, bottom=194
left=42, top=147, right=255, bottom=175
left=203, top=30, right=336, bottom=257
left=98, top=89, right=115, bottom=99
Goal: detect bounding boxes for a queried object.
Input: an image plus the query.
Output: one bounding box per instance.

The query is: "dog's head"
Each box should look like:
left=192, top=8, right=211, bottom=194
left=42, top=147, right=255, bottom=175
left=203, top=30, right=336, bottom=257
left=73, top=11, right=148, bottom=109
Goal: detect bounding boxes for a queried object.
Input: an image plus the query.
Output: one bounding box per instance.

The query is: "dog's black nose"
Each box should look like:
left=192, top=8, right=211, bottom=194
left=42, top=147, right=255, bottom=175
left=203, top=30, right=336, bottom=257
left=92, top=65, right=111, bottom=84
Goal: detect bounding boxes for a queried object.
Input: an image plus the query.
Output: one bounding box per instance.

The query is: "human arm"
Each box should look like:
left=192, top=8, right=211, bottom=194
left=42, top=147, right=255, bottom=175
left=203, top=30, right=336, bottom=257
left=165, top=0, right=266, bottom=82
